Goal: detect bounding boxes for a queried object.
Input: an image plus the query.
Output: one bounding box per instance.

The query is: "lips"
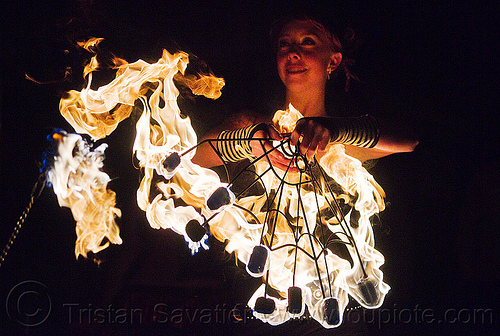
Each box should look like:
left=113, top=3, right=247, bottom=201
left=286, top=65, right=307, bottom=74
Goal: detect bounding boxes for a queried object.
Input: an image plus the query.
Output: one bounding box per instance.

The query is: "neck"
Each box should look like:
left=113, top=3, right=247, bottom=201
left=286, top=88, right=327, bottom=117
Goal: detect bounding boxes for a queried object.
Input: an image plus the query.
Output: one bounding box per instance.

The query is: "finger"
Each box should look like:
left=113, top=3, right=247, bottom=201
left=265, top=141, right=293, bottom=164
left=318, top=130, right=330, bottom=151
left=267, top=125, right=283, bottom=141
left=290, top=130, right=300, bottom=146
left=300, top=123, right=314, bottom=155
left=290, top=119, right=307, bottom=145
left=262, top=142, right=298, bottom=172
left=290, top=129, right=300, bottom=146
left=307, top=126, right=328, bottom=156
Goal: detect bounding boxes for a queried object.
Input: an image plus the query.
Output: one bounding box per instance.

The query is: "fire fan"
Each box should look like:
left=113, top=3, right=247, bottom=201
left=7, top=39, right=390, bottom=328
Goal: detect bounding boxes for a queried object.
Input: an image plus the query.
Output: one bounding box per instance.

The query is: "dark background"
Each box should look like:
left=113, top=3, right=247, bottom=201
left=0, top=1, right=498, bottom=335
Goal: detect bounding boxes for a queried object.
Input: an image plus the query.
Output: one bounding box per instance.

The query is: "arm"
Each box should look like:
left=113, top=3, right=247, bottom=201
left=192, top=110, right=257, bottom=168
left=191, top=127, right=226, bottom=168
left=345, top=116, right=419, bottom=161
left=191, top=112, right=295, bottom=170
left=291, top=115, right=419, bottom=162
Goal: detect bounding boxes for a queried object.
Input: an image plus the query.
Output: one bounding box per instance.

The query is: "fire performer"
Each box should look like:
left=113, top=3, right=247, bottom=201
left=188, top=14, right=419, bottom=328
left=40, top=12, right=420, bottom=330
left=192, top=15, right=418, bottom=168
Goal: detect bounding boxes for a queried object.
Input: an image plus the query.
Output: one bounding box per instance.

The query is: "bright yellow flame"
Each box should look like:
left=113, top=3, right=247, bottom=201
left=272, top=104, right=303, bottom=133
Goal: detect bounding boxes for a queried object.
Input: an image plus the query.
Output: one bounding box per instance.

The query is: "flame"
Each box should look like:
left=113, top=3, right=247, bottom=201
left=175, top=73, right=225, bottom=99
left=55, top=39, right=389, bottom=328
left=44, top=130, right=122, bottom=258
left=76, top=37, right=104, bottom=51
left=272, top=104, right=303, bottom=133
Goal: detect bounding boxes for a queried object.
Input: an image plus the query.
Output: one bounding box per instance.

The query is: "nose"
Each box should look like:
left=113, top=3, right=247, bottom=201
left=286, top=43, right=301, bottom=60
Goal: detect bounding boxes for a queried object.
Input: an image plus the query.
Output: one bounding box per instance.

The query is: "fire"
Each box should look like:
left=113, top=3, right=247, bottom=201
left=44, top=130, right=122, bottom=258
left=53, top=38, right=389, bottom=328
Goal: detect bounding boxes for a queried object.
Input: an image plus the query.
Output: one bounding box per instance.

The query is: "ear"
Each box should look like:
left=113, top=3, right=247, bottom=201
left=329, top=52, right=343, bottom=71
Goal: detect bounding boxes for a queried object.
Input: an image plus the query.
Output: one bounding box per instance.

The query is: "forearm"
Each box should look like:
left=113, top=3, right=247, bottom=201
left=191, top=129, right=225, bottom=168
left=294, top=114, right=418, bottom=162
left=191, top=124, right=267, bottom=168
left=302, top=115, right=417, bottom=149
left=371, top=116, right=419, bottom=154
left=341, top=115, right=418, bottom=161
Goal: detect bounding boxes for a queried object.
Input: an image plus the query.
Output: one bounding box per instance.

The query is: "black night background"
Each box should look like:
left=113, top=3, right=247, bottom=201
left=0, top=1, right=498, bottom=335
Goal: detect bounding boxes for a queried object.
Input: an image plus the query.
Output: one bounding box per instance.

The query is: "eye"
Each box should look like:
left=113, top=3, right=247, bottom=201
left=301, top=37, right=316, bottom=46
left=278, top=40, right=291, bottom=49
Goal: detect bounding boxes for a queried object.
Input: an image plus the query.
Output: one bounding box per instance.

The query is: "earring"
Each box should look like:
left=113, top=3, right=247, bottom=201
left=327, top=68, right=332, bottom=80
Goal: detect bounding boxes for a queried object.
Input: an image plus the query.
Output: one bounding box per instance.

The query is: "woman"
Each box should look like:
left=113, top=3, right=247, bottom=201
left=190, top=16, right=418, bottom=328
left=193, top=16, right=418, bottom=170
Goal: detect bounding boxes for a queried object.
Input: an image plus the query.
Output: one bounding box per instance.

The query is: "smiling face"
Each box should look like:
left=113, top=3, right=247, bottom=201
left=276, top=20, right=341, bottom=93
